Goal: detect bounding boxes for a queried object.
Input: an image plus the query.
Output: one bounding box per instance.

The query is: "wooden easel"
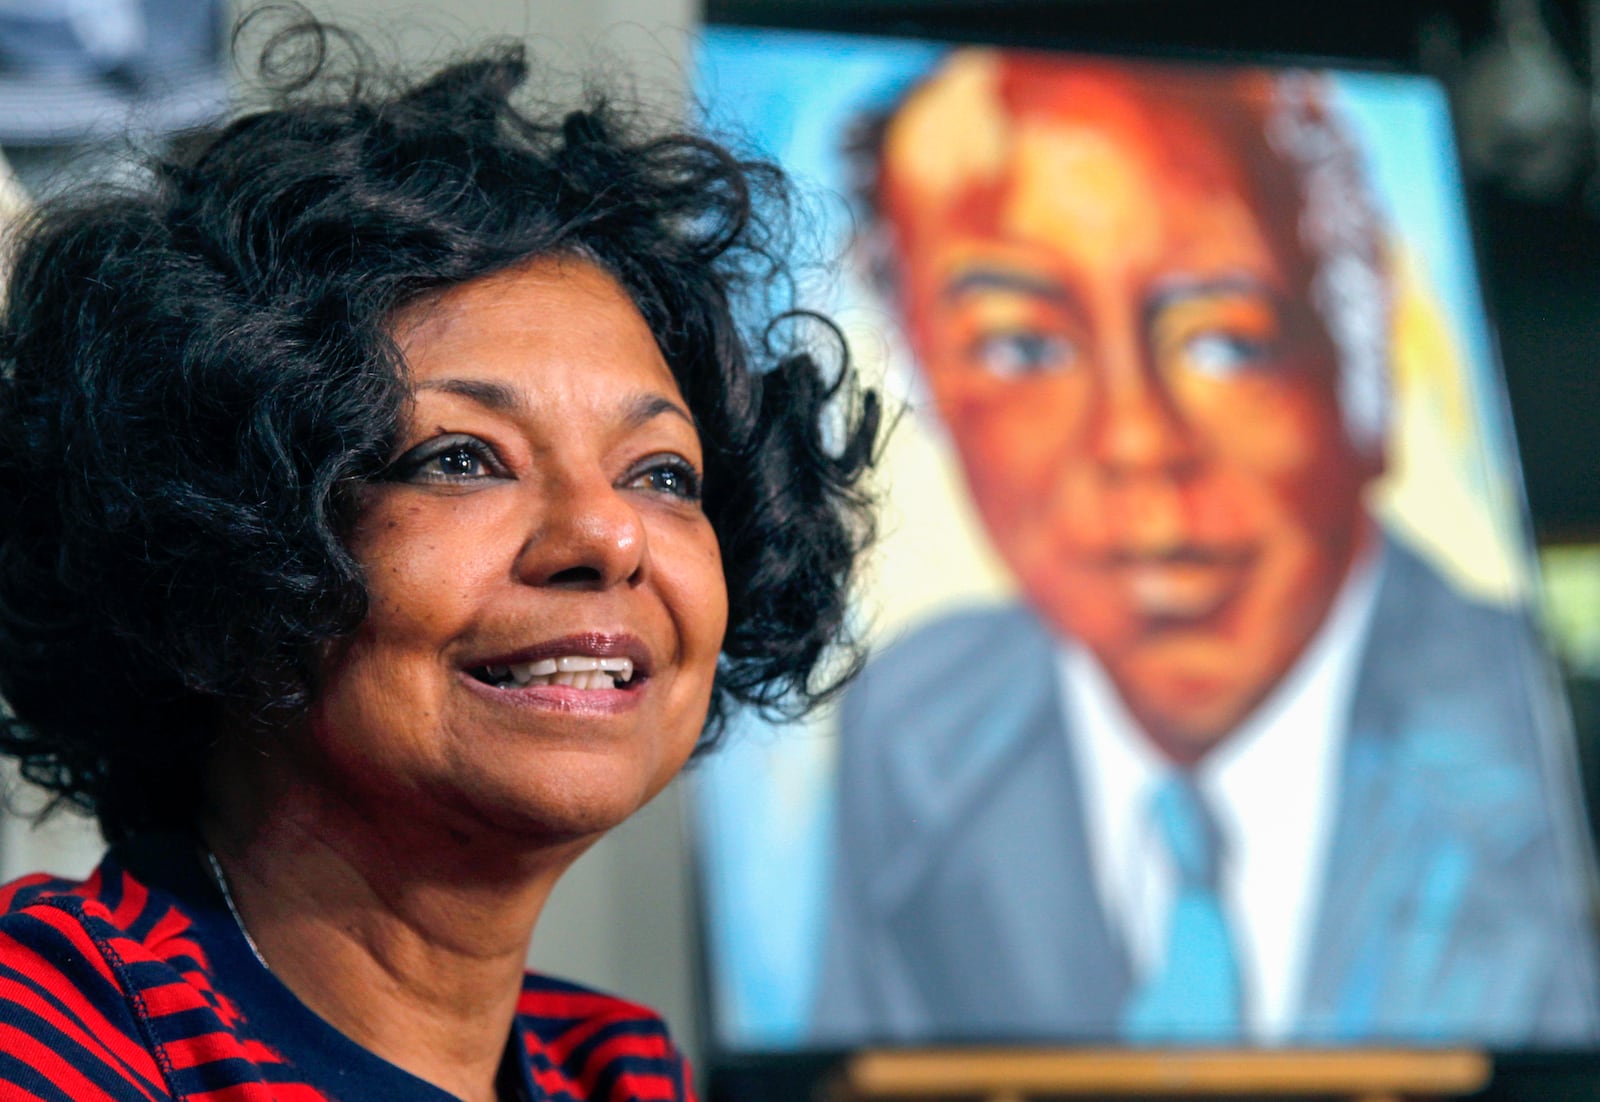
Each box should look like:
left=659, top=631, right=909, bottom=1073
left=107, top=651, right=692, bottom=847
left=832, top=1048, right=1491, bottom=1102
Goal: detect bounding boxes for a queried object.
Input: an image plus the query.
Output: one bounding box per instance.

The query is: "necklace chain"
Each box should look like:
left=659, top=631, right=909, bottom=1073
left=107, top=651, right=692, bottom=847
left=206, top=850, right=527, bottom=1101
left=205, top=850, right=272, bottom=972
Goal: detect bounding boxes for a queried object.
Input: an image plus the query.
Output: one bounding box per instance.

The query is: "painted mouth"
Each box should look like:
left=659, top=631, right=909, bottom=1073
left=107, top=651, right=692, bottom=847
left=1104, top=546, right=1254, bottom=624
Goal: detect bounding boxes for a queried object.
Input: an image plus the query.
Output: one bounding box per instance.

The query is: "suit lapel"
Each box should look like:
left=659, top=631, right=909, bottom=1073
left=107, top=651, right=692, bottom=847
left=1298, top=540, right=1555, bottom=1039
left=873, top=610, right=1134, bottom=1037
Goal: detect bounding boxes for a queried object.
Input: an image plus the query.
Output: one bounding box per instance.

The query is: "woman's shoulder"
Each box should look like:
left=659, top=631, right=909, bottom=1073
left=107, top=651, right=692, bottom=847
left=0, top=855, right=193, bottom=970
left=0, top=855, right=199, bottom=1099
left=0, top=849, right=269, bottom=1101
left=0, top=863, right=147, bottom=1001
left=517, top=972, right=697, bottom=1102
left=0, top=852, right=220, bottom=975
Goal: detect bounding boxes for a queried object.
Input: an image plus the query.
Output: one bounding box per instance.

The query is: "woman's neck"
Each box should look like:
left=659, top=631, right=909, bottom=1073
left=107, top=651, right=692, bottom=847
left=200, top=739, right=598, bottom=1102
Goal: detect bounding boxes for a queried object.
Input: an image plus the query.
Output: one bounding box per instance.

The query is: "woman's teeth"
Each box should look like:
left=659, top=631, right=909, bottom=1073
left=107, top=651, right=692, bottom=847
left=476, top=655, right=634, bottom=690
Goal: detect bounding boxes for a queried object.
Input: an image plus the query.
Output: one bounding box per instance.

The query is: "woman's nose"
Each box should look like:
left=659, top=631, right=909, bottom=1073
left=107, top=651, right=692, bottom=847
left=513, top=473, right=647, bottom=589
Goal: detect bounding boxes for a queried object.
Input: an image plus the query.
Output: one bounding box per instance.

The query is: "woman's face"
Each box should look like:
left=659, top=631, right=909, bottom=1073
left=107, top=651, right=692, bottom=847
left=310, top=256, right=727, bottom=843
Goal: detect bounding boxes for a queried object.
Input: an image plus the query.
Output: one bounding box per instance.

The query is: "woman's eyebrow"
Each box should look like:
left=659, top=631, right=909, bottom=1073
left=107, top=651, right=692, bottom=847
left=417, top=376, right=522, bottom=410
left=623, top=393, right=697, bottom=432
left=417, top=377, right=696, bottom=429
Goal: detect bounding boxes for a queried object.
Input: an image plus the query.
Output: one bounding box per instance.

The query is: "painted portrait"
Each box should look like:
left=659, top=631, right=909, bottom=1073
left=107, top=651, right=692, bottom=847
left=691, top=28, right=1600, bottom=1052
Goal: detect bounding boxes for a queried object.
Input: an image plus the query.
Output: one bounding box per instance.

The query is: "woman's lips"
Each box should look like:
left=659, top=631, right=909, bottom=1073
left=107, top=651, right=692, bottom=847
left=475, top=655, right=636, bottom=691
left=458, top=669, right=647, bottom=716
left=460, top=633, right=653, bottom=711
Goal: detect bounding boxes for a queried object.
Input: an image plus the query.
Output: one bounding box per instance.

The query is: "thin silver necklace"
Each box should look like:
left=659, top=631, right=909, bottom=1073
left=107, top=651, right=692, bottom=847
left=205, top=850, right=272, bottom=972
left=207, top=850, right=526, bottom=1102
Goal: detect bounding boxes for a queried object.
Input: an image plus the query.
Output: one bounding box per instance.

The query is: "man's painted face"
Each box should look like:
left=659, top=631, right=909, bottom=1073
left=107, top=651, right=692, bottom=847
left=881, top=58, right=1382, bottom=761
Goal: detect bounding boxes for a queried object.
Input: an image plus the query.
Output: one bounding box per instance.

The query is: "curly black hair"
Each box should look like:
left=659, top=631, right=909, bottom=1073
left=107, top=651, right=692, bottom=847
left=0, top=18, right=879, bottom=842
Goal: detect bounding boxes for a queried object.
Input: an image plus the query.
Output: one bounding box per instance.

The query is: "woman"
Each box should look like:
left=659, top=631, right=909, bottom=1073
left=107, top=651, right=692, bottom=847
left=0, top=19, right=876, bottom=1102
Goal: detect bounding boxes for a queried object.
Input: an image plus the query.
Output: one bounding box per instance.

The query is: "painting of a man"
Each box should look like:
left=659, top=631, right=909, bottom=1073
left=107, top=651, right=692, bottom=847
left=811, top=51, right=1600, bottom=1045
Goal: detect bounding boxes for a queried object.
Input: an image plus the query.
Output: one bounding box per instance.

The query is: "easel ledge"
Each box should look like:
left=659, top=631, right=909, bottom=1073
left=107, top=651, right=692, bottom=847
left=838, top=1047, right=1491, bottom=1102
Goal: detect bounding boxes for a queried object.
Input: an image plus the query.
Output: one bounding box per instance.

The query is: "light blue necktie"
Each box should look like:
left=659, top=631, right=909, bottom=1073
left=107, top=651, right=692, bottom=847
left=1121, top=772, right=1244, bottom=1042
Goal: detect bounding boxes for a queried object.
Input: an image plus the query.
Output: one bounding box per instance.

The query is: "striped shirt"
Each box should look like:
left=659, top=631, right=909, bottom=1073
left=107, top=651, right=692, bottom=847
left=0, top=833, right=695, bottom=1101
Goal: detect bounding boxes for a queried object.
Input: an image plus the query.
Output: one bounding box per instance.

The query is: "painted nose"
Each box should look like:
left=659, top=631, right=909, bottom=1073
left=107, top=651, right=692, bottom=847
left=1085, top=361, right=1200, bottom=481
left=514, top=474, right=647, bottom=589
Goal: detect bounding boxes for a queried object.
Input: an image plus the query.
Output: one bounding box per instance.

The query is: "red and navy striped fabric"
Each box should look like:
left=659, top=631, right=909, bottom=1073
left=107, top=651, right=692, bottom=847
left=0, top=839, right=696, bottom=1102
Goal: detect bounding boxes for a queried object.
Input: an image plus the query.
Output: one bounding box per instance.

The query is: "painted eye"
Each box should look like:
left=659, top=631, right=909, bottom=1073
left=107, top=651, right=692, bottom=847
left=1181, top=332, right=1273, bottom=378
left=968, top=330, right=1077, bottom=378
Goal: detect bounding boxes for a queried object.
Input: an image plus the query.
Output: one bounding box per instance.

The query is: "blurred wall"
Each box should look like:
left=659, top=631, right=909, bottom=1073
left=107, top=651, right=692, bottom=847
left=234, top=0, right=699, bottom=119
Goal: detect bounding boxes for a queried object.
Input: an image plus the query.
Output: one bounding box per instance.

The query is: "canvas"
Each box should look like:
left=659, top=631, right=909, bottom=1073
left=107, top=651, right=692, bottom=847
left=690, top=27, right=1600, bottom=1053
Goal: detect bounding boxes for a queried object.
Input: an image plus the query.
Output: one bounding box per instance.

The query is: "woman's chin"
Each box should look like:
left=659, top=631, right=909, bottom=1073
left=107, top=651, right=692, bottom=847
left=434, top=752, right=683, bottom=850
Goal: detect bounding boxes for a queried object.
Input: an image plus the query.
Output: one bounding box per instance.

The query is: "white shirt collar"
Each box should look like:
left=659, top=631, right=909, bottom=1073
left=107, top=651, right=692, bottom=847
left=1059, top=540, right=1385, bottom=1041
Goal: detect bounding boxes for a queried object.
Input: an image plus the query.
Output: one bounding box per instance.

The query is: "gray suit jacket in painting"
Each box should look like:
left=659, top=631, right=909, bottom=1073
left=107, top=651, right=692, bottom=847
left=812, top=537, right=1600, bottom=1045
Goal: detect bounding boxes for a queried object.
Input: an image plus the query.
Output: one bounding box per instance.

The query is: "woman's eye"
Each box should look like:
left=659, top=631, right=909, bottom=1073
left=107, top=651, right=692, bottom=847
left=388, top=435, right=504, bottom=484
left=430, top=447, right=484, bottom=478
left=627, top=458, right=702, bottom=502
left=967, top=329, right=1077, bottom=378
